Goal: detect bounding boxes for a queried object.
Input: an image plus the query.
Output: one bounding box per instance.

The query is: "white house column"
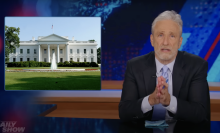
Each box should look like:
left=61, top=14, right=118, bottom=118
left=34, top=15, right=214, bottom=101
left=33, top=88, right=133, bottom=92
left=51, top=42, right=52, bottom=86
left=66, top=44, right=69, bottom=61
left=48, top=44, right=50, bottom=63
left=93, top=48, right=97, bottom=63
left=38, top=44, right=41, bottom=62
left=57, top=44, right=59, bottom=63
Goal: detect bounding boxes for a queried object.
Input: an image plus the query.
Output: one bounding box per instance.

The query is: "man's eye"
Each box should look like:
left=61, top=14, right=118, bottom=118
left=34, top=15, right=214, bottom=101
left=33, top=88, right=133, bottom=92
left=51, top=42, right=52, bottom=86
left=171, top=35, right=175, bottom=38
left=159, top=34, right=163, bottom=37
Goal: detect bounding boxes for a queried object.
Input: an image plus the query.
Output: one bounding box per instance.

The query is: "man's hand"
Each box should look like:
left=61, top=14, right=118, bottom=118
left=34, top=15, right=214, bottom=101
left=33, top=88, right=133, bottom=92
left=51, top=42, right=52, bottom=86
left=148, top=86, right=160, bottom=106
left=157, top=76, right=171, bottom=106
left=148, top=76, right=171, bottom=106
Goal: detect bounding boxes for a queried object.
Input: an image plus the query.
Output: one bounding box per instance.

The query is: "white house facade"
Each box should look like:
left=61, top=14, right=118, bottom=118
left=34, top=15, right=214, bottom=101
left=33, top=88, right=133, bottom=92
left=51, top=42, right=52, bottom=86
left=9, top=34, right=98, bottom=63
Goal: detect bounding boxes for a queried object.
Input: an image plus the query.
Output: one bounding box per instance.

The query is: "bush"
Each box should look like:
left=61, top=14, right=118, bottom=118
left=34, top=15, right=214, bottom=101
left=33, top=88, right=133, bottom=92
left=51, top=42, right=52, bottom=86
left=6, top=61, right=99, bottom=67
left=64, top=61, right=70, bottom=67
left=90, top=62, right=98, bottom=67
left=85, top=62, right=90, bottom=67
left=57, top=62, right=64, bottom=67
left=69, top=60, right=74, bottom=64
left=21, top=61, right=29, bottom=67
left=39, top=62, right=51, bottom=67
left=74, top=62, right=80, bottom=67
left=29, top=60, right=39, bottom=67
left=15, top=62, right=21, bottom=67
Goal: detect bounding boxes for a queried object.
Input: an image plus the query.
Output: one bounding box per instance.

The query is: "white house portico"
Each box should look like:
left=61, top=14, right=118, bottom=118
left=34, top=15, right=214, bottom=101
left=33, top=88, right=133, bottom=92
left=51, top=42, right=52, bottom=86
left=9, top=34, right=98, bottom=63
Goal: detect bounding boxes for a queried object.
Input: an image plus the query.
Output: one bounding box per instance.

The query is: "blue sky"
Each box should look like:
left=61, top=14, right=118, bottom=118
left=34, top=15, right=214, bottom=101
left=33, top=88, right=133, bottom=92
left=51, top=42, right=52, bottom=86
left=5, top=17, right=101, bottom=48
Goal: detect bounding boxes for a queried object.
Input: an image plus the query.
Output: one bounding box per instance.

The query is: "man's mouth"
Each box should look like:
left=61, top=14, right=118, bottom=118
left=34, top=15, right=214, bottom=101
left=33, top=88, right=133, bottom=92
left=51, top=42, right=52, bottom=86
left=161, top=48, right=170, bottom=52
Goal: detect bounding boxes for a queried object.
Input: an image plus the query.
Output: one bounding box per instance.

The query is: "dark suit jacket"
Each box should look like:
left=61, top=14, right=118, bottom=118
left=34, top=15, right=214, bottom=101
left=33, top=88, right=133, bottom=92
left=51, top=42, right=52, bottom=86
left=119, top=51, right=210, bottom=124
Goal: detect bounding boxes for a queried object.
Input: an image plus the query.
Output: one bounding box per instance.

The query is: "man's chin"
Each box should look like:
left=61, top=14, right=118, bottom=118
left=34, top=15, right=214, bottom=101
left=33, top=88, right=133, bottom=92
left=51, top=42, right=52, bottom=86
left=158, top=54, right=172, bottom=61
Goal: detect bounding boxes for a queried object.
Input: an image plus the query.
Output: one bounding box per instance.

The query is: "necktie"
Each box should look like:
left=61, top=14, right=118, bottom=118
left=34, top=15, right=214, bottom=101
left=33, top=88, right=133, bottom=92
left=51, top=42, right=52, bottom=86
left=151, top=65, right=169, bottom=121
left=162, top=65, right=169, bottom=84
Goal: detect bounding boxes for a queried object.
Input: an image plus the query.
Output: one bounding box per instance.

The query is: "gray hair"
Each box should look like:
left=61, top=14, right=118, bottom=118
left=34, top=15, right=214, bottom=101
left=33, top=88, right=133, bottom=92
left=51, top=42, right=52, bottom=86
left=151, top=10, right=183, bottom=36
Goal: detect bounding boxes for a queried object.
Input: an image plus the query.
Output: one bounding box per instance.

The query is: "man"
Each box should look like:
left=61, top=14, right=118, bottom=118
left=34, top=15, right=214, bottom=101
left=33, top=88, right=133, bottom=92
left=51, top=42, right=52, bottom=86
left=119, top=10, right=210, bottom=124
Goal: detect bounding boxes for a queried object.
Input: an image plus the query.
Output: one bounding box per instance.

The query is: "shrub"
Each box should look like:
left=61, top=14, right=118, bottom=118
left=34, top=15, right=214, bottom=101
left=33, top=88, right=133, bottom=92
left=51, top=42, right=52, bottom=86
left=69, top=60, right=74, bottom=64
left=85, top=62, right=90, bottom=67
left=57, top=62, right=64, bottom=67
left=90, top=62, right=98, bottom=67
left=21, top=61, right=29, bottom=67
left=64, top=61, right=70, bottom=67
left=29, top=60, right=38, bottom=67
left=6, top=61, right=99, bottom=67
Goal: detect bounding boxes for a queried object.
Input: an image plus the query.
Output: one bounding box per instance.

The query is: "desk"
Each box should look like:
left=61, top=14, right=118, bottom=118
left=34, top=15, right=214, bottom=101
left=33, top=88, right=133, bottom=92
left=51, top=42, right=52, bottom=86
left=33, top=90, right=220, bottom=121
left=30, top=117, right=219, bottom=133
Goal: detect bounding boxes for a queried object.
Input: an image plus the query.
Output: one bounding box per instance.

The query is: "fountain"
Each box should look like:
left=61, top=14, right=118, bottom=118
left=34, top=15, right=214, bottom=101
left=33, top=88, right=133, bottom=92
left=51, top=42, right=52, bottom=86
left=51, top=52, right=57, bottom=70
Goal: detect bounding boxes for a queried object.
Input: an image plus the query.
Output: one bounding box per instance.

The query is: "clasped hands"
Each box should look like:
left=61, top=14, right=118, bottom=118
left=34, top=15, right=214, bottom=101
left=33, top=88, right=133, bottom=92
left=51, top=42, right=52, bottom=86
left=149, top=76, right=170, bottom=106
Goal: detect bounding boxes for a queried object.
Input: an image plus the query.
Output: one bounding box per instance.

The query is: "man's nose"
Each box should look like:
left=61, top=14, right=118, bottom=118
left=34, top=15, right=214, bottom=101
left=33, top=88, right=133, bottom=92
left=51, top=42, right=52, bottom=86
left=163, top=36, right=169, bottom=46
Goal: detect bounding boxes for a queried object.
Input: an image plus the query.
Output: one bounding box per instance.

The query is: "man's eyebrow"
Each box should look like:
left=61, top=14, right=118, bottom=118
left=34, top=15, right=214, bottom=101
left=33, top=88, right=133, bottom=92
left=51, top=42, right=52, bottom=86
left=156, top=31, right=165, bottom=34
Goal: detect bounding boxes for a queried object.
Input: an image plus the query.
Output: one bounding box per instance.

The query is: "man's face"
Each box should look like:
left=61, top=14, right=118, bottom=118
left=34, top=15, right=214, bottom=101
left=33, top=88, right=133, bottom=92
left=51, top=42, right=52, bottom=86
left=150, top=19, right=182, bottom=64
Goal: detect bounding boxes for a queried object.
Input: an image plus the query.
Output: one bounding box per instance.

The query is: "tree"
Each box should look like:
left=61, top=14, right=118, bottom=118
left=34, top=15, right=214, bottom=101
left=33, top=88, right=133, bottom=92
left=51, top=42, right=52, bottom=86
left=97, top=47, right=101, bottom=64
left=5, top=26, right=20, bottom=62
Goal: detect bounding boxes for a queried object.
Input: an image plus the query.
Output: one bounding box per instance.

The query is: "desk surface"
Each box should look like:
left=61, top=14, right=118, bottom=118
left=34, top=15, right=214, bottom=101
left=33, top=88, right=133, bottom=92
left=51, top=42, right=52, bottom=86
left=31, top=117, right=219, bottom=133
left=37, top=90, right=220, bottom=99
left=34, top=90, right=220, bottom=121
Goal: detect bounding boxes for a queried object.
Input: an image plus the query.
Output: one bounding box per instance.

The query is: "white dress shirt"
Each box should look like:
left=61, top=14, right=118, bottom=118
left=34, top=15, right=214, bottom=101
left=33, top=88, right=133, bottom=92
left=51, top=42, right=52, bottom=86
left=141, top=57, right=177, bottom=120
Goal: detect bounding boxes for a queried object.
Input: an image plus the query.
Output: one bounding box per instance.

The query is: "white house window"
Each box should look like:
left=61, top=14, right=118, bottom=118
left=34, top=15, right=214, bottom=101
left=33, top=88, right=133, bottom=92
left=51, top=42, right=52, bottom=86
left=70, top=58, right=73, bottom=61
left=91, top=58, right=93, bottom=62
left=84, top=49, right=86, bottom=54
left=13, top=58, right=16, bottom=62
left=27, top=49, right=30, bottom=54
left=13, top=49, right=16, bottom=54
left=84, top=58, right=86, bottom=62
left=77, top=58, right=79, bottom=62
left=27, top=58, right=30, bottom=61
left=52, top=49, right=55, bottom=53
left=20, top=58, right=23, bottom=61
left=91, top=49, right=93, bottom=54
left=34, top=58, right=36, bottom=61
left=44, top=58, right=46, bottom=62
left=60, top=49, right=63, bottom=54
left=20, top=49, right=23, bottom=54
left=70, top=49, right=72, bottom=54
left=60, top=58, right=63, bottom=62
left=77, top=49, right=79, bottom=54
left=34, top=49, right=36, bottom=54
left=44, top=49, right=47, bottom=54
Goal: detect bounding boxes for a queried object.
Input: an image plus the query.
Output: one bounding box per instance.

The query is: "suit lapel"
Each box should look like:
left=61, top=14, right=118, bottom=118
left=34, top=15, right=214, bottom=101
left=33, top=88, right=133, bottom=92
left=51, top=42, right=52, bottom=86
left=143, top=52, right=157, bottom=95
left=172, top=51, right=185, bottom=98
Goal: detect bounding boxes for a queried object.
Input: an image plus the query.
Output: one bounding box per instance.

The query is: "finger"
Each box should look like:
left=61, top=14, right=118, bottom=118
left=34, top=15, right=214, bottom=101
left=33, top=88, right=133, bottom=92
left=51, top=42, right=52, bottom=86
left=158, top=77, right=161, bottom=85
left=161, top=81, right=168, bottom=89
left=157, top=84, right=161, bottom=92
left=161, top=76, right=166, bottom=82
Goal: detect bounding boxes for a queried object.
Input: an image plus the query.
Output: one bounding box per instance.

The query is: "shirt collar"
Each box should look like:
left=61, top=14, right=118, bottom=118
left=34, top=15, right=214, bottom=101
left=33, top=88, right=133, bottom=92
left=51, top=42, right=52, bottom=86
left=155, top=57, right=176, bottom=74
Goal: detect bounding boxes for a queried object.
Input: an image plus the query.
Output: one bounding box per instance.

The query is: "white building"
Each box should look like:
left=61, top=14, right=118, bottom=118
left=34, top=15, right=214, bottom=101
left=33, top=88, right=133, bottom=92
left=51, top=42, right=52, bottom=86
left=9, top=34, right=98, bottom=63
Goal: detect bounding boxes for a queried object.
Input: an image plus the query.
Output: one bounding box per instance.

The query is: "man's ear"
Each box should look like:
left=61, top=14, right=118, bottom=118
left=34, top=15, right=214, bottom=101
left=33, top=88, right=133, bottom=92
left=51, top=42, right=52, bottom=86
left=150, top=34, right=154, bottom=47
left=178, top=36, right=183, bottom=49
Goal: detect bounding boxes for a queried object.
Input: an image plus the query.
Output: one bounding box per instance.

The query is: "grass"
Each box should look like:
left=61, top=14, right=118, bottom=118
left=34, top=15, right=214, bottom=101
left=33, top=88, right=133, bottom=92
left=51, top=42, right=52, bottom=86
left=6, top=67, right=100, bottom=70
left=5, top=71, right=101, bottom=90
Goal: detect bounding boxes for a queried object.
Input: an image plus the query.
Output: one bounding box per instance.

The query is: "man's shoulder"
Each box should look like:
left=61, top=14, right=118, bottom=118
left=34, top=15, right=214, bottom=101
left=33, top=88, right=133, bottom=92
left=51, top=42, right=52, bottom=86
left=181, top=51, right=207, bottom=64
left=180, top=51, right=208, bottom=69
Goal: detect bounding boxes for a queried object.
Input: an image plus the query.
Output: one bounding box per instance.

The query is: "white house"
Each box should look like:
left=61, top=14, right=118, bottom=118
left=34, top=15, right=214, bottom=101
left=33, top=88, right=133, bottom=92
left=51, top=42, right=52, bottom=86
left=9, top=34, right=98, bottom=63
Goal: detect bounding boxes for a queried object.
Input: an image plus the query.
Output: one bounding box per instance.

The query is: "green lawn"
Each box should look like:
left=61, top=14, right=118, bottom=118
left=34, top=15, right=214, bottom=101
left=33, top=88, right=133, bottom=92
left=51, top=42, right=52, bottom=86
left=6, top=67, right=100, bottom=70
left=5, top=71, right=101, bottom=90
